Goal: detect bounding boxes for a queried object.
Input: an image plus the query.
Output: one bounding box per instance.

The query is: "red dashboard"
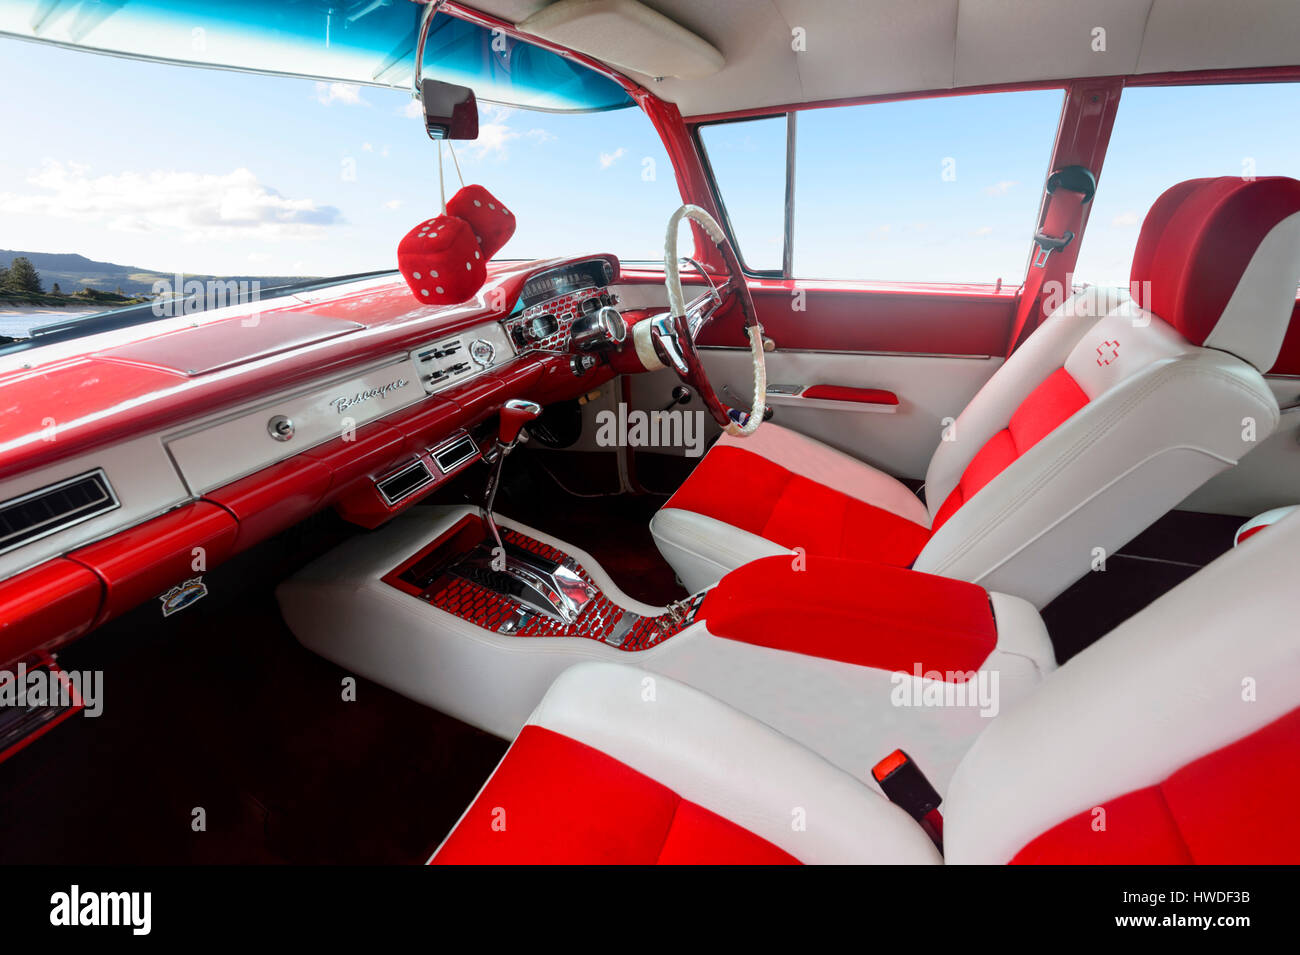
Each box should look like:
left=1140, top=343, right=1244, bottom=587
left=0, top=254, right=645, bottom=664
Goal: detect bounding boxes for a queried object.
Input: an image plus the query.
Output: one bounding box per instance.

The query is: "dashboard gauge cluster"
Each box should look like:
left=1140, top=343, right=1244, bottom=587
left=504, top=287, right=614, bottom=353
left=503, top=258, right=628, bottom=359
left=519, top=258, right=615, bottom=310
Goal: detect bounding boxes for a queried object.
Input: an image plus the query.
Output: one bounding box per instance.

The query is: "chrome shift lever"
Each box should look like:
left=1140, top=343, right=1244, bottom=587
left=482, top=399, right=542, bottom=560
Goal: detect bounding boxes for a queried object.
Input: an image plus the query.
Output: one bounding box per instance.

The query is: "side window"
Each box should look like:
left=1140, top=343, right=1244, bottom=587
left=697, top=115, right=789, bottom=273
left=697, top=89, right=1064, bottom=284
left=1074, top=83, right=1300, bottom=286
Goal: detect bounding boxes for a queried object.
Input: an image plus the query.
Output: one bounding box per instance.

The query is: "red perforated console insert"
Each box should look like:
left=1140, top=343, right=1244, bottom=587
left=383, top=516, right=698, bottom=651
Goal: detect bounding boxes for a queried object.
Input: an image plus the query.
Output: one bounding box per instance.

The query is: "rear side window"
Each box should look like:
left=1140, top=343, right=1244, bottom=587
left=1074, top=83, right=1300, bottom=286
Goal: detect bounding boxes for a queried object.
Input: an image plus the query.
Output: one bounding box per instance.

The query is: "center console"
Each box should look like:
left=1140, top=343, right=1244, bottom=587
left=279, top=504, right=1057, bottom=794
left=384, top=514, right=703, bottom=650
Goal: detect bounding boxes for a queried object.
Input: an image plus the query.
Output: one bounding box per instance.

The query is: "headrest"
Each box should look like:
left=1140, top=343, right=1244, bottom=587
left=1130, top=176, right=1300, bottom=370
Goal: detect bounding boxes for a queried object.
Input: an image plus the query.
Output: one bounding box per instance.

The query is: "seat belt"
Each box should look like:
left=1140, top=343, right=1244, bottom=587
left=872, top=749, right=944, bottom=850
left=1005, top=165, right=1096, bottom=356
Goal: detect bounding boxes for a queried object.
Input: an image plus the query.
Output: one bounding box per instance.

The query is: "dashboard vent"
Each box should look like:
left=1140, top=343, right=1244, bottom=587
left=376, top=460, right=436, bottom=506
left=432, top=434, right=478, bottom=473
left=0, top=469, right=119, bottom=555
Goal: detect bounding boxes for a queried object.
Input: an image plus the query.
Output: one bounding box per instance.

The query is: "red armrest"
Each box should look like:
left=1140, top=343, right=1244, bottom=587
left=801, top=385, right=899, bottom=405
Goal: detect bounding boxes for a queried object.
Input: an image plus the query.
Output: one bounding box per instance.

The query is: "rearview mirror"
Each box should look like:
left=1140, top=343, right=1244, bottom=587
left=421, top=78, right=479, bottom=140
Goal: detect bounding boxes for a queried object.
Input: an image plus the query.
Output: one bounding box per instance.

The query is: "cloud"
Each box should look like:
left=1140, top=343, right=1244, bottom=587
left=0, top=160, right=344, bottom=240
left=382, top=199, right=402, bottom=210
left=362, top=142, right=374, bottom=152
left=402, top=99, right=424, bottom=119
left=315, top=82, right=367, bottom=107
left=1111, top=210, right=1140, bottom=227
left=599, top=147, right=626, bottom=169
left=459, top=108, right=554, bottom=161
left=972, top=226, right=994, bottom=236
left=984, top=180, right=1018, bottom=196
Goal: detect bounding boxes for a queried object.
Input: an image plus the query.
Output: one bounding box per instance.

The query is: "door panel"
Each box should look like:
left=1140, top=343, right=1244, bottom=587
left=615, top=276, right=1014, bottom=480
left=699, top=281, right=1018, bottom=357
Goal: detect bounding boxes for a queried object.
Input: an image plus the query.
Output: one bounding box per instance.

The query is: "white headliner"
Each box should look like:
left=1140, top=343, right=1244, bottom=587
left=480, top=0, right=1300, bottom=117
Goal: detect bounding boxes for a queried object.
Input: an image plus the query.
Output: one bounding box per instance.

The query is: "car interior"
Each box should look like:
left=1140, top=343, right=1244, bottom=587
left=0, top=0, right=1299, bottom=871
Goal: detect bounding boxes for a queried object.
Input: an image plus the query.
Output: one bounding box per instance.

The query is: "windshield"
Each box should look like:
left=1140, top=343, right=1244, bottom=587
left=0, top=0, right=631, bottom=111
left=0, top=32, right=681, bottom=348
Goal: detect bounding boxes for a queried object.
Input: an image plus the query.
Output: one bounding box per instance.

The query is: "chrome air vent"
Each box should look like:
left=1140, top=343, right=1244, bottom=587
left=431, top=434, right=478, bottom=473
left=0, top=469, right=119, bottom=556
left=376, top=459, right=436, bottom=506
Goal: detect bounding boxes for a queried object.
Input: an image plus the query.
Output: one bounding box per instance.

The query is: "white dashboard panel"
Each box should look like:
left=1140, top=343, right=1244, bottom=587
left=0, top=434, right=192, bottom=580
left=165, top=356, right=426, bottom=495
left=166, top=320, right=517, bottom=495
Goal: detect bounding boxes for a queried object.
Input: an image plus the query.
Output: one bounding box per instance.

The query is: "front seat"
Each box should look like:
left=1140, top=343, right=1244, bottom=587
left=430, top=508, right=1300, bottom=864
left=651, top=176, right=1300, bottom=606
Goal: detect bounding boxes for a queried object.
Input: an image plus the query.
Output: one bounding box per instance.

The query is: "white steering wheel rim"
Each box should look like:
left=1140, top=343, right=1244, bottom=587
left=663, top=204, right=766, bottom=437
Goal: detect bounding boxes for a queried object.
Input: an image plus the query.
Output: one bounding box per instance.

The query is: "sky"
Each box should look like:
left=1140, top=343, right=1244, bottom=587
left=2, top=34, right=1298, bottom=286
left=0, top=36, right=680, bottom=277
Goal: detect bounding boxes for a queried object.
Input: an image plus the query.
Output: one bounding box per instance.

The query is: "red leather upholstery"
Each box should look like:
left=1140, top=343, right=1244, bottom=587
left=800, top=385, right=899, bottom=405
left=1011, top=706, right=1300, bottom=864
left=1131, top=177, right=1300, bottom=351
left=433, top=725, right=798, bottom=865
left=930, top=366, right=1089, bottom=531
left=699, top=555, right=997, bottom=677
left=664, top=445, right=931, bottom=566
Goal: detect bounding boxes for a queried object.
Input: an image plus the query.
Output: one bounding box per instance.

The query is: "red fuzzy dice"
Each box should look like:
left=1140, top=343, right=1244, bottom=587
left=446, top=185, right=516, bottom=259
left=396, top=214, right=487, bottom=305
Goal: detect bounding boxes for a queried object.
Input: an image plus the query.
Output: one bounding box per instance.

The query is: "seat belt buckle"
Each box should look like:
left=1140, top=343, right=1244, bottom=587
left=872, top=749, right=943, bottom=850
left=1031, top=229, right=1075, bottom=268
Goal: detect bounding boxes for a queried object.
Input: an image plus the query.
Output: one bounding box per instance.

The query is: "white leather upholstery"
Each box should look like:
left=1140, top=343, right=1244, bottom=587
left=442, top=509, right=1300, bottom=863
left=923, top=287, right=1126, bottom=509
left=915, top=302, right=1278, bottom=604
left=649, top=507, right=792, bottom=595
left=943, top=507, right=1300, bottom=863
left=1202, top=210, right=1300, bottom=370
left=281, top=505, right=1055, bottom=789
left=514, top=662, right=942, bottom=864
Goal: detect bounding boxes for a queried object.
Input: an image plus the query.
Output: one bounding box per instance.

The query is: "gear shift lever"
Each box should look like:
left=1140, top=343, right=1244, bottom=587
left=482, top=399, right=542, bottom=560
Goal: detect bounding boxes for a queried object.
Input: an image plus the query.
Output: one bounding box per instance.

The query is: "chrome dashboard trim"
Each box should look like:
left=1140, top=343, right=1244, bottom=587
left=376, top=458, right=437, bottom=507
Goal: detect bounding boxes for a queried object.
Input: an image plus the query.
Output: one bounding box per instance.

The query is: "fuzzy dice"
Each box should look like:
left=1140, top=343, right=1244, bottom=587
left=446, top=184, right=516, bottom=259
left=396, top=214, right=487, bottom=305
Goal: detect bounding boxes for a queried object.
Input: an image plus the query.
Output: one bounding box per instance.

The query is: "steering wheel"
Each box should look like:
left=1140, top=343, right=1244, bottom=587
left=636, top=205, right=766, bottom=436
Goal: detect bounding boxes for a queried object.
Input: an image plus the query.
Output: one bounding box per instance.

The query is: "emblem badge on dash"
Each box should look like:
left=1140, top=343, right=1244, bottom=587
left=160, top=577, right=208, bottom=617
left=329, top=377, right=411, bottom=415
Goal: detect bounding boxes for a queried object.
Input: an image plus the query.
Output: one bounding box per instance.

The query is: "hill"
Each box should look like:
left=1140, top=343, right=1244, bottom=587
left=0, top=250, right=316, bottom=298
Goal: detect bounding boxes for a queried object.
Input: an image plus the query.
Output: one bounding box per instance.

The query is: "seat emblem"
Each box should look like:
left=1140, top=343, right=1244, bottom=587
left=1096, top=340, right=1120, bottom=366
